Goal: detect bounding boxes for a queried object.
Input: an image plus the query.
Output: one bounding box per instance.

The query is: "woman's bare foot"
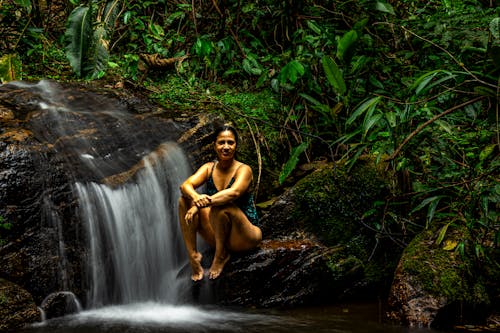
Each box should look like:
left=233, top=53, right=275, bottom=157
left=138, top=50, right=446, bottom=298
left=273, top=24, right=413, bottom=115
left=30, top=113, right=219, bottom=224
left=208, top=254, right=231, bottom=279
left=189, top=252, right=204, bottom=281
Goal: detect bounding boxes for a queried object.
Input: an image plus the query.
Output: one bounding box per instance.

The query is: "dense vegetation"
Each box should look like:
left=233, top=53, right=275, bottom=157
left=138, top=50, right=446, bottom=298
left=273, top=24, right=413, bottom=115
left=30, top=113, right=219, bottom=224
left=1, top=0, right=499, bottom=280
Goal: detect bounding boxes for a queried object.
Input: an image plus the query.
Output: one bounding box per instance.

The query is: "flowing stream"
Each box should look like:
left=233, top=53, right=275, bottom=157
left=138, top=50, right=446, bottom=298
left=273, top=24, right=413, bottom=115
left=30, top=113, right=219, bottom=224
left=9, top=81, right=452, bottom=333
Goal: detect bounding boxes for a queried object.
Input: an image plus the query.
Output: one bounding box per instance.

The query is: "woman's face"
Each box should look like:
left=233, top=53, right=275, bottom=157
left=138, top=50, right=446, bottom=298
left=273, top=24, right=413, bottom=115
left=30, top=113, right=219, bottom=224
left=214, top=130, right=237, bottom=161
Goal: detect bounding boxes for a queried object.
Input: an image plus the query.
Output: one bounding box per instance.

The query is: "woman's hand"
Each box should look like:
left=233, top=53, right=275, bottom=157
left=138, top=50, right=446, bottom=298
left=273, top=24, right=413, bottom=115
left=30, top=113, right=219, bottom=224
left=193, top=194, right=212, bottom=208
left=184, top=206, right=199, bottom=225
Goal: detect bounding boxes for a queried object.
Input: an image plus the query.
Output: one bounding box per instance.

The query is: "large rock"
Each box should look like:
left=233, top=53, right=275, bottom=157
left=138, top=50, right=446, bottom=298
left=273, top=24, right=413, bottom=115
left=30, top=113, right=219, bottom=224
left=387, top=228, right=500, bottom=329
left=258, top=161, right=401, bottom=300
left=0, top=278, right=40, bottom=332
left=178, top=239, right=333, bottom=307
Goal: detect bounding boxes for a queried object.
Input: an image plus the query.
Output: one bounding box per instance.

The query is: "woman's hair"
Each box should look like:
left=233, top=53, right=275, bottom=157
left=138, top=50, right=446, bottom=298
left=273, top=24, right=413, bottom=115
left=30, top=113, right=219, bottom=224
left=213, top=124, right=239, bottom=144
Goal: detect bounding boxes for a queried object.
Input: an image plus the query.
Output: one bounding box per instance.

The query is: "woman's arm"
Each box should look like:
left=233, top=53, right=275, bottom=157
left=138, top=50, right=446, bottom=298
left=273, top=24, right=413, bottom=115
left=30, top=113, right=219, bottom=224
left=208, top=164, right=253, bottom=206
left=180, top=163, right=211, bottom=203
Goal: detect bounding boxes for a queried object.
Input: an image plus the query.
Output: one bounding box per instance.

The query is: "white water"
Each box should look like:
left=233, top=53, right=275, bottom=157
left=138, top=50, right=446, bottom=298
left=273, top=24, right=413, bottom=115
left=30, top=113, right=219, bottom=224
left=75, top=143, right=192, bottom=307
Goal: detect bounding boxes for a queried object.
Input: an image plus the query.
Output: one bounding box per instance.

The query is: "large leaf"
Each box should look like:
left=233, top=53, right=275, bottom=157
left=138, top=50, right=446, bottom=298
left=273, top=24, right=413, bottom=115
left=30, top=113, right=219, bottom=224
left=102, top=0, right=121, bottom=36
left=336, top=30, right=358, bottom=62
left=375, top=1, right=395, bottom=15
left=347, top=96, right=381, bottom=125
left=411, top=70, right=455, bottom=96
left=64, top=5, right=93, bottom=77
left=488, top=17, right=500, bottom=67
left=84, top=25, right=110, bottom=79
left=279, top=142, right=309, bottom=185
left=321, top=56, right=346, bottom=96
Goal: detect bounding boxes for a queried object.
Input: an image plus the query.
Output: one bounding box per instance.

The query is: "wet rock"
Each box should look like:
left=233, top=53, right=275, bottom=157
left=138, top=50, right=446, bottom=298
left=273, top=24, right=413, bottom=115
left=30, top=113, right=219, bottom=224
left=0, top=278, right=40, bottom=332
left=41, top=291, right=82, bottom=319
left=386, top=260, right=448, bottom=327
left=179, top=239, right=333, bottom=307
left=0, top=80, right=225, bottom=312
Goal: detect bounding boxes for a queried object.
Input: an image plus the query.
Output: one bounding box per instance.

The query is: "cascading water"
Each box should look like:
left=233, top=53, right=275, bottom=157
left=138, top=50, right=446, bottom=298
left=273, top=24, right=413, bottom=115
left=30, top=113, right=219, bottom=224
left=10, top=80, right=194, bottom=307
left=75, top=143, right=191, bottom=307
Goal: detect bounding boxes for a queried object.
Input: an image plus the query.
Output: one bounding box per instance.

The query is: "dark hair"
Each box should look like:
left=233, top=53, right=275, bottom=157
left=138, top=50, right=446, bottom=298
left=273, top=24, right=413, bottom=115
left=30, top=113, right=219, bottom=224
left=213, top=124, right=239, bottom=144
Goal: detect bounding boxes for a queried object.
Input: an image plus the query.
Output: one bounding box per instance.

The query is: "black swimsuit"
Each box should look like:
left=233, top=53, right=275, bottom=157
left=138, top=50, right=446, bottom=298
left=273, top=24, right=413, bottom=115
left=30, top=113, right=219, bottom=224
left=206, top=162, right=260, bottom=226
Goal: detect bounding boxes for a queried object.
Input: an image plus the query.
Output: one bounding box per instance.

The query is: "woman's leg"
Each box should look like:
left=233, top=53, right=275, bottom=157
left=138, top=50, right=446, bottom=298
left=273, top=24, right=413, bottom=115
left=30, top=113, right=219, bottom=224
left=178, top=197, right=215, bottom=281
left=208, top=204, right=262, bottom=279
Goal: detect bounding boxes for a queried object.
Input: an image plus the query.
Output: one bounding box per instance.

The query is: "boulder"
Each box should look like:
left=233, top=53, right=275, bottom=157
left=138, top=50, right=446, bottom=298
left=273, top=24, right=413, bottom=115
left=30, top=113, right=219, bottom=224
left=387, top=228, right=500, bottom=329
left=0, top=278, right=40, bottom=332
left=178, top=239, right=333, bottom=307
left=40, top=291, right=82, bottom=320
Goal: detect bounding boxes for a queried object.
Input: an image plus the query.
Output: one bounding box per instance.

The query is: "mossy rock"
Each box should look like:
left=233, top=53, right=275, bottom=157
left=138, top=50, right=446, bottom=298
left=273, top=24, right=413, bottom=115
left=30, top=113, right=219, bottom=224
left=388, top=225, right=500, bottom=327
left=290, top=160, right=390, bottom=246
left=401, top=227, right=494, bottom=305
left=260, top=159, right=401, bottom=299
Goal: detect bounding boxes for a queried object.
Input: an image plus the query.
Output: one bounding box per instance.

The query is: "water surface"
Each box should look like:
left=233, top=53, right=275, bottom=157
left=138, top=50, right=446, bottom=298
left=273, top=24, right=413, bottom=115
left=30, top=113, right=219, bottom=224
left=20, top=302, right=452, bottom=333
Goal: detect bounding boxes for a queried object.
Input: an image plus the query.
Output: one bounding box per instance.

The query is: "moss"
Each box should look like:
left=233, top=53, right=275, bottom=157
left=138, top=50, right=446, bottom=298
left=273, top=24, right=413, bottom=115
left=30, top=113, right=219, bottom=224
left=0, top=291, right=7, bottom=305
left=291, top=161, right=390, bottom=246
left=285, top=161, right=402, bottom=296
left=401, top=228, right=492, bottom=304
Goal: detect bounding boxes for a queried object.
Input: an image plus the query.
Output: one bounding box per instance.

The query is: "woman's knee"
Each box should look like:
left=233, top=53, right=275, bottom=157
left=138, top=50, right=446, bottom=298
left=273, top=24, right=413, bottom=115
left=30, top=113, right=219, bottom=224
left=178, top=196, right=189, bottom=209
left=210, top=204, right=236, bottom=220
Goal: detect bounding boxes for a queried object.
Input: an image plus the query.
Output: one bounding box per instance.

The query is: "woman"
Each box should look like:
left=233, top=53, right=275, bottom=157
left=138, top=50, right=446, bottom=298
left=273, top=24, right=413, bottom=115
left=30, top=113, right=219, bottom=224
left=178, top=124, right=262, bottom=281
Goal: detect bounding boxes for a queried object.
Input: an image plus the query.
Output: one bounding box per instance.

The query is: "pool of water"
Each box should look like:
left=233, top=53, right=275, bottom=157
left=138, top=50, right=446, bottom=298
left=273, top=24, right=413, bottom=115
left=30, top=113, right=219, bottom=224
left=19, top=302, right=453, bottom=333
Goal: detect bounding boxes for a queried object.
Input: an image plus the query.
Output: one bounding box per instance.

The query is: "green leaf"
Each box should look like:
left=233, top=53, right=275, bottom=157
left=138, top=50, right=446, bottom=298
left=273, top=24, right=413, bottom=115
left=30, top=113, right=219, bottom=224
left=411, top=195, right=445, bottom=215
left=14, top=0, right=31, bottom=12
left=84, top=25, right=110, bottom=79
left=278, top=60, right=305, bottom=84
left=375, top=1, right=395, bottom=15
left=306, top=20, right=321, bottom=35
left=436, top=223, right=450, bottom=245
left=242, top=54, right=263, bottom=76
left=321, top=56, right=346, bottom=96
left=479, top=144, right=496, bottom=162
left=363, top=113, right=382, bottom=140
left=434, top=120, right=453, bottom=135
left=123, top=11, right=132, bottom=24
left=385, top=111, right=397, bottom=127
left=64, top=5, right=93, bottom=78
left=490, top=17, right=500, bottom=39
left=279, top=142, right=309, bottom=185
left=336, top=30, right=358, bottom=61
left=411, top=70, right=454, bottom=96
left=299, top=93, right=321, bottom=106
left=102, top=0, right=121, bottom=34
left=347, top=96, right=381, bottom=125
left=150, top=23, right=164, bottom=40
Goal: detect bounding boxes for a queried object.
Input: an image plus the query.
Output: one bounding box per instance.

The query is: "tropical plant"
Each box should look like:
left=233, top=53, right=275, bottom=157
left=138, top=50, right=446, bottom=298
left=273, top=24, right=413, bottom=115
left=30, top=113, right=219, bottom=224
left=64, top=0, right=122, bottom=79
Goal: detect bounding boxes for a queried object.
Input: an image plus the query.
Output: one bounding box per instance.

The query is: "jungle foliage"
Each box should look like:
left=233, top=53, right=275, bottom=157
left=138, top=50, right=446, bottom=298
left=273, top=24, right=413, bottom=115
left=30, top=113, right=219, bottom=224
left=0, top=0, right=499, bottom=270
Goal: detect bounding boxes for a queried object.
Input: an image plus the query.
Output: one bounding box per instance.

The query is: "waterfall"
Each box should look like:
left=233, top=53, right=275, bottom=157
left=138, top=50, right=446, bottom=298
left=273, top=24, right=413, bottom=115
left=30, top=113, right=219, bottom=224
left=75, top=142, right=192, bottom=307
left=8, top=80, right=195, bottom=308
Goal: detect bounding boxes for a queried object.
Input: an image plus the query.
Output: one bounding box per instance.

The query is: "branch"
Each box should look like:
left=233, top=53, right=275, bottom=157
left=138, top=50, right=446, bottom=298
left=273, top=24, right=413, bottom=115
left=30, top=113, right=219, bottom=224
left=386, top=96, right=485, bottom=161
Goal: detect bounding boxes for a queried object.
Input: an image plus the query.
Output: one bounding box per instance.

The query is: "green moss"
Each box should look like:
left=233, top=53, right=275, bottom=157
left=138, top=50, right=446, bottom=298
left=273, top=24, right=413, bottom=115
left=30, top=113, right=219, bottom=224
left=291, top=161, right=389, bottom=246
left=0, top=291, right=7, bottom=305
left=401, top=229, right=491, bottom=304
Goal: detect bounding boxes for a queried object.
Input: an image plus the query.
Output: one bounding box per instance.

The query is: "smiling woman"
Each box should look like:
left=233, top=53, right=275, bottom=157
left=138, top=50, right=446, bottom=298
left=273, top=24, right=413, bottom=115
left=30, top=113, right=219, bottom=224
left=178, top=124, right=262, bottom=281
